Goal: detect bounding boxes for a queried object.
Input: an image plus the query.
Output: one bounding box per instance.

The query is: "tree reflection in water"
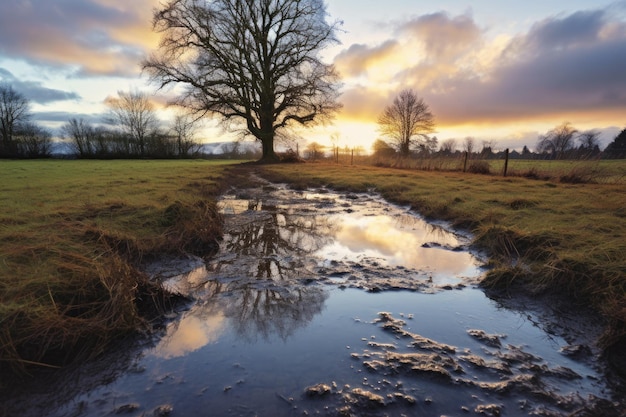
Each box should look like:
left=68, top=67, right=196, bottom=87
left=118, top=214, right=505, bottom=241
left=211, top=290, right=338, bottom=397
left=211, top=198, right=335, bottom=281
left=157, top=199, right=335, bottom=348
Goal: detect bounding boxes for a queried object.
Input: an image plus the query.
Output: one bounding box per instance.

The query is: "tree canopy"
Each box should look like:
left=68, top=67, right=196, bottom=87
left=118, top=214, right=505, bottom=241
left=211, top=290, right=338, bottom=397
left=143, top=0, right=342, bottom=163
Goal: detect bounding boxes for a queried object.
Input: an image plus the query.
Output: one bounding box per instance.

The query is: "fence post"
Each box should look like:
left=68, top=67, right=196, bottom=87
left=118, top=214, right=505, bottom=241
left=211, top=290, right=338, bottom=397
left=351, top=149, right=354, bottom=165
left=503, top=148, right=509, bottom=177
left=463, top=151, right=468, bottom=172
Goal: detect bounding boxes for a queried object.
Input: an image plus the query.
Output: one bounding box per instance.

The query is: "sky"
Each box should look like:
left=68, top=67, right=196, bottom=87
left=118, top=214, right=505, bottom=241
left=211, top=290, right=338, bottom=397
left=1, top=0, right=625, bottom=152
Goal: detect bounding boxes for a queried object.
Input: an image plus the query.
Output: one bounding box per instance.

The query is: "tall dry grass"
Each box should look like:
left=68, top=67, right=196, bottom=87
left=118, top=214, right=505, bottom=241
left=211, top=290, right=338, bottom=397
left=0, top=160, right=231, bottom=378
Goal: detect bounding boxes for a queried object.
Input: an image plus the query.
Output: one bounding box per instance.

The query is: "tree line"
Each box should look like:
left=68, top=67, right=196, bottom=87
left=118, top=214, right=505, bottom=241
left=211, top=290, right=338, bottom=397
left=0, top=84, right=205, bottom=159
left=374, top=89, right=625, bottom=161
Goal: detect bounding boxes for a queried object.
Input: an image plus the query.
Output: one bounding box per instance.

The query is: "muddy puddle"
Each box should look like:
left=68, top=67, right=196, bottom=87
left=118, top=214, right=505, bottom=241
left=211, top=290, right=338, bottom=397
left=7, top=183, right=624, bottom=416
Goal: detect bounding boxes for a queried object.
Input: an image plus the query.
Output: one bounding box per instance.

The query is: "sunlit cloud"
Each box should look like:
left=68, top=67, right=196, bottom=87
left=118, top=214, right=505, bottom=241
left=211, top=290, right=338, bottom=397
left=334, top=40, right=399, bottom=78
left=334, top=6, right=626, bottom=133
left=0, top=0, right=159, bottom=76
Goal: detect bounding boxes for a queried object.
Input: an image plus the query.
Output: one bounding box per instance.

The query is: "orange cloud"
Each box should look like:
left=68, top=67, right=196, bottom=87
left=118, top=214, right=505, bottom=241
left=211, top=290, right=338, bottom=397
left=333, top=8, right=626, bottom=132
left=0, top=0, right=160, bottom=76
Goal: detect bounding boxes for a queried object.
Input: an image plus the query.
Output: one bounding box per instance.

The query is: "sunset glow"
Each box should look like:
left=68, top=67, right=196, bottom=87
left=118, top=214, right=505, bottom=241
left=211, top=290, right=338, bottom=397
left=1, top=0, right=624, bottom=152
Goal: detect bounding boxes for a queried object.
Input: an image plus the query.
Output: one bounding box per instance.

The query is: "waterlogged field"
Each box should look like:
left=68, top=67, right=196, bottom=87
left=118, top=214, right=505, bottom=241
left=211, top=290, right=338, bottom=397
left=5, top=181, right=624, bottom=416
left=260, top=162, right=626, bottom=361
left=0, top=159, right=236, bottom=377
left=1, top=159, right=625, bottom=416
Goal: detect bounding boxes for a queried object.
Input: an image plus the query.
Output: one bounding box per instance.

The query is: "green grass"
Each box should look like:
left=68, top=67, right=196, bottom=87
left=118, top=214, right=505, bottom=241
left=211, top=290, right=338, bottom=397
left=0, top=159, right=235, bottom=377
left=355, top=155, right=626, bottom=184
left=259, top=162, right=626, bottom=355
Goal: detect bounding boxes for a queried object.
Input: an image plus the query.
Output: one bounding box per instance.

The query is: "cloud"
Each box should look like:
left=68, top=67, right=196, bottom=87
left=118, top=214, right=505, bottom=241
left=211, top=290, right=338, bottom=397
left=397, top=12, right=482, bottom=63
left=0, top=67, right=81, bottom=103
left=0, top=0, right=160, bottom=76
left=335, top=7, right=626, bottom=130
left=334, top=40, right=399, bottom=77
left=427, top=8, right=626, bottom=124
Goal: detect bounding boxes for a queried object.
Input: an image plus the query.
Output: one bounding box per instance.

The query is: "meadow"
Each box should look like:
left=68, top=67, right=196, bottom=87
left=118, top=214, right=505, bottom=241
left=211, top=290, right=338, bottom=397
left=1, top=158, right=625, bottom=379
left=0, top=160, right=233, bottom=377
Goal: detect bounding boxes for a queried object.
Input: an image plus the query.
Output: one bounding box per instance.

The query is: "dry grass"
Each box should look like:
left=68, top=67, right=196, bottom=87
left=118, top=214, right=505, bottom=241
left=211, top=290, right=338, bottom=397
left=0, top=160, right=234, bottom=378
left=259, top=162, right=626, bottom=357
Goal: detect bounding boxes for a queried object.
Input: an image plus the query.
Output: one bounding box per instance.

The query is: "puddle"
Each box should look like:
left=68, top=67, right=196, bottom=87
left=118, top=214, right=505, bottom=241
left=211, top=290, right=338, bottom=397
left=5, top=183, right=624, bottom=416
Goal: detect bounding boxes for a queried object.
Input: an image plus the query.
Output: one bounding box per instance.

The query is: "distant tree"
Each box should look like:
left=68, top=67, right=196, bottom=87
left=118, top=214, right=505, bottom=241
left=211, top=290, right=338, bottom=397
left=143, top=0, right=341, bottom=163
left=105, top=90, right=159, bottom=156
left=537, top=122, right=577, bottom=159
left=439, top=138, right=457, bottom=155
left=372, top=139, right=396, bottom=158
left=304, top=141, right=325, bottom=160
left=463, top=137, right=475, bottom=155
left=480, top=139, right=496, bottom=158
left=578, top=130, right=600, bottom=150
left=521, top=145, right=532, bottom=158
left=16, top=122, right=51, bottom=158
left=170, top=112, right=200, bottom=157
left=604, top=128, right=626, bottom=159
left=62, top=118, right=97, bottom=157
left=416, top=136, right=438, bottom=155
left=576, top=130, right=601, bottom=159
left=378, top=89, right=435, bottom=158
left=0, top=83, right=31, bottom=157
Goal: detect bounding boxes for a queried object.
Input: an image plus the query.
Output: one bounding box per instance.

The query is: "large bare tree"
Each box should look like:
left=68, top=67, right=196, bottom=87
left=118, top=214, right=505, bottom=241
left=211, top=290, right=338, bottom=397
left=143, top=0, right=341, bottom=163
left=378, top=89, right=435, bottom=158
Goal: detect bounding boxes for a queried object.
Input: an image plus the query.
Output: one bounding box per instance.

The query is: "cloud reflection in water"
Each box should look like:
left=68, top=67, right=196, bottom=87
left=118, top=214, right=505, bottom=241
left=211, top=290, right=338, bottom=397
left=323, top=214, right=477, bottom=276
left=152, top=309, right=226, bottom=359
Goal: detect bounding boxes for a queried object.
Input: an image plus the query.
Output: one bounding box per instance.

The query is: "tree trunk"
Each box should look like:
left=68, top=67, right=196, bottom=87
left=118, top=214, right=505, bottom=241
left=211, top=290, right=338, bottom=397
left=259, top=134, right=280, bottom=163
left=258, top=108, right=280, bottom=163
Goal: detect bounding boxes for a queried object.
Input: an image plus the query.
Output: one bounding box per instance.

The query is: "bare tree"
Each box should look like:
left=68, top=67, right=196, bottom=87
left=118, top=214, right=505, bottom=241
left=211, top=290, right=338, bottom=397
left=143, top=0, right=341, bottom=163
left=537, top=122, right=577, bottom=159
left=105, top=90, right=159, bottom=156
left=463, top=137, right=475, bottom=154
left=0, top=84, right=31, bottom=157
left=378, top=89, right=435, bottom=158
left=577, top=129, right=601, bottom=159
left=16, top=122, right=52, bottom=158
left=304, top=141, right=325, bottom=160
left=578, top=130, right=600, bottom=149
left=62, top=118, right=96, bottom=157
left=170, top=112, right=200, bottom=157
left=439, top=138, right=457, bottom=155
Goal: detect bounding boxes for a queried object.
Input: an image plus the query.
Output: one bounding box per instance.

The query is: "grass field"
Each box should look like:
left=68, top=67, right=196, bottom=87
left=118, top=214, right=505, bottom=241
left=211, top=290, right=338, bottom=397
left=0, top=159, right=234, bottom=377
left=1, top=158, right=625, bottom=379
left=260, top=161, right=626, bottom=365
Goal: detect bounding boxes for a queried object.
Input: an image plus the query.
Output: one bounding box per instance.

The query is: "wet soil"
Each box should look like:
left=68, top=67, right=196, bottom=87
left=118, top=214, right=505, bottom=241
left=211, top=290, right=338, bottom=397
left=2, top=181, right=624, bottom=417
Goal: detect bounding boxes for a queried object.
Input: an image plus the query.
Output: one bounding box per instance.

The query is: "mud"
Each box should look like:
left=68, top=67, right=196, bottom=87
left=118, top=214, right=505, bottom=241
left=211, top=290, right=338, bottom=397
left=3, top=180, right=624, bottom=417
left=303, top=311, right=620, bottom=416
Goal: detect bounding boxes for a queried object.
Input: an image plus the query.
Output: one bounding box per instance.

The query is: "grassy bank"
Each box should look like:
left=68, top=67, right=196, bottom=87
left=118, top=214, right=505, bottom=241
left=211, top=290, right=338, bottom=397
left=0, top=160, right=234, bottom=377
left=259, top=162, right=626, bottom=361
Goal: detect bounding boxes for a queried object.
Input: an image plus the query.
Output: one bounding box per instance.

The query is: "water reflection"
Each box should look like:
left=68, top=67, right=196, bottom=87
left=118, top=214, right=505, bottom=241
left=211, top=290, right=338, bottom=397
left=156, top=264, right=328, bottom=349
left=326, top=214, right=478, bottom=276
left=153, top=308, right=226, bottom=358
left=213, top=201, right=334, bottom=281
